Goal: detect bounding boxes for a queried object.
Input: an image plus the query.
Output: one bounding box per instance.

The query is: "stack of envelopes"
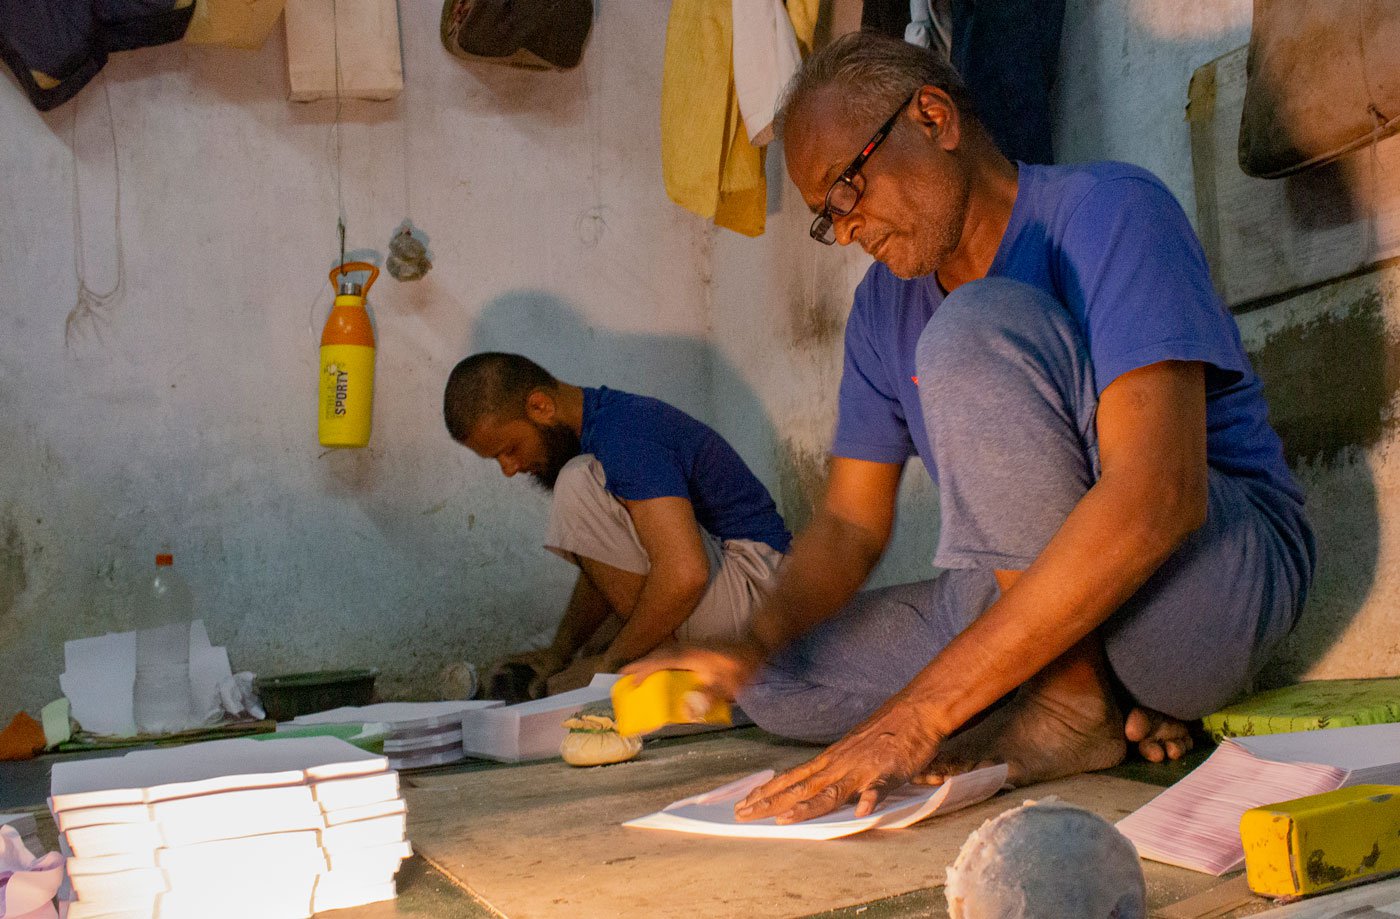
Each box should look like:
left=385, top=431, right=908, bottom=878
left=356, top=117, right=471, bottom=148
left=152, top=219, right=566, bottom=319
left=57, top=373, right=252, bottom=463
left=50, top=736, right=410, bottom=918
left=280, top=700, right=503, bottom=770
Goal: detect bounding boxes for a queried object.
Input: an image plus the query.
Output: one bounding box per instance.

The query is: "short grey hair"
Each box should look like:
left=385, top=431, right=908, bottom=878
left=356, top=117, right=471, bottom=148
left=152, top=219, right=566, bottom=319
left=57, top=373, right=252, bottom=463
left=777, top=31, right=975, bottom=139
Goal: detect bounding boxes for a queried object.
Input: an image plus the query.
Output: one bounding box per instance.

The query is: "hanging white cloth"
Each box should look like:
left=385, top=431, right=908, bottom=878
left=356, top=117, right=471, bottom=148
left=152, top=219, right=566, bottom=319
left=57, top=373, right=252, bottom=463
left=731, top=0, right=803, bottom=147
left=904, top=0, right=953, bottom=61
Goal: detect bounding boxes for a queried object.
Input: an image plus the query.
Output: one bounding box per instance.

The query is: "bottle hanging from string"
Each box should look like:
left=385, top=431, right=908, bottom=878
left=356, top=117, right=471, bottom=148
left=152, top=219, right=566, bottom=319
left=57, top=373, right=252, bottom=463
left=318, top=261, right=378, bottom=448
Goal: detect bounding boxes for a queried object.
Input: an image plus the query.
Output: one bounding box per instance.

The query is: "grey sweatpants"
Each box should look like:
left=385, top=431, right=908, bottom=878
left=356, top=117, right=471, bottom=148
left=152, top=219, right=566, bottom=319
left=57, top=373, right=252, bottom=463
left=740, top=278, right=1315, bottom=743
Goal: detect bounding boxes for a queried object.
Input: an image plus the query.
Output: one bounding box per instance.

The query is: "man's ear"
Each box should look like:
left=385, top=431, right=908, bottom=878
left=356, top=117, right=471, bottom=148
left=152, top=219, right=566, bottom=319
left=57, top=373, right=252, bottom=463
left=912, top=86, right=961, bottom=152
left=524, top=389, right=556, bottom=424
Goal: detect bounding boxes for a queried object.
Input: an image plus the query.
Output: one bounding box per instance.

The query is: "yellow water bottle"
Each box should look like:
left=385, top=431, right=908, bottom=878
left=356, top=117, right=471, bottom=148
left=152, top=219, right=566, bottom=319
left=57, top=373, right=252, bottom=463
left=318, top=262, right=378, bottom=448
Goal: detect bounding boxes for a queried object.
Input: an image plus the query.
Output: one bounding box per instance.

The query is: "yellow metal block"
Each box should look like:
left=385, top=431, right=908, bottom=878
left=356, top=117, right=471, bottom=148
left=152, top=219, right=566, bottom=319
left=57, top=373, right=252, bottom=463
left=610, top=670, right=731, bottom=737
left=1242, top=785, right=1400, bottom=898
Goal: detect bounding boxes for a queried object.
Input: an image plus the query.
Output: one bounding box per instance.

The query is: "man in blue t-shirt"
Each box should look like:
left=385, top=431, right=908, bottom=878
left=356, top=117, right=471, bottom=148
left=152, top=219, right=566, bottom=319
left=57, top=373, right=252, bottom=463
left=628, top=32, right=1314, bottom=821
left=444, top=352, right=791, bottom=700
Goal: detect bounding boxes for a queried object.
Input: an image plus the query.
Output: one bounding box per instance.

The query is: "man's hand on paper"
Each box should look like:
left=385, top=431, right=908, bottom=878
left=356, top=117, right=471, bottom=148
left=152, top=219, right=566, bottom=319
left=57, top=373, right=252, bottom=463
left=734, top=695, right=947, bottom=825
left=620, top=635, right=766, bottom=706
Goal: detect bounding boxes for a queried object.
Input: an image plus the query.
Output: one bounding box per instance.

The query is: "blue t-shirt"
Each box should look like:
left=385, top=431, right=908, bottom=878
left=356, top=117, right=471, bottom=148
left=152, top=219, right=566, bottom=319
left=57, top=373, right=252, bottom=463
left=581, top=387, right=792, bottom=553
left=832, top=161, right=1302, bottom=504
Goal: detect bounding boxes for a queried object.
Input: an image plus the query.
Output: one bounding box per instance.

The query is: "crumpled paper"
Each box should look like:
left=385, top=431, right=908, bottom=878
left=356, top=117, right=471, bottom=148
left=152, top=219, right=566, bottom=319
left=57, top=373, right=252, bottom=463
left=0, top=825, right=63, bottom=919
left=217, top=672, right=265, bottom=721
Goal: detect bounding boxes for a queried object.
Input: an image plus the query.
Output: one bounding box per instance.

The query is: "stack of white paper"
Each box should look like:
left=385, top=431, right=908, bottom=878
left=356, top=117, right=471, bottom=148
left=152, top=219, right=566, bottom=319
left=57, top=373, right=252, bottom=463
left=1, top=811, right=44, bottom=855
left=461, top=675, right=619, bottom=763
left=1118, top=722, right=1400, bottom=874
left=280, top=700, right=503, bottom=770
left=49, top=736, right=412, bottom=918
left=625, top=764, right=1008, bottom=840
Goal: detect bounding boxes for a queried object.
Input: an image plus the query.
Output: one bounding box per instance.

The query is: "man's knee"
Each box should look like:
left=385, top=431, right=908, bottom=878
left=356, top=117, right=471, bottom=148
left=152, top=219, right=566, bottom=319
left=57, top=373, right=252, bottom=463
left=915, top=277, right=1071, bottom=386
left=737, top=678, right=852, bottom=745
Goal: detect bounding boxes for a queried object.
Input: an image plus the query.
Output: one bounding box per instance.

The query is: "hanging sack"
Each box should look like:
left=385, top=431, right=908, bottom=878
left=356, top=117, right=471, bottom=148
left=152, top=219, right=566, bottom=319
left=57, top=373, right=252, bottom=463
left=440, top=0, right=593, bottom=71
left=1239, top=0, right=1400, bottom=178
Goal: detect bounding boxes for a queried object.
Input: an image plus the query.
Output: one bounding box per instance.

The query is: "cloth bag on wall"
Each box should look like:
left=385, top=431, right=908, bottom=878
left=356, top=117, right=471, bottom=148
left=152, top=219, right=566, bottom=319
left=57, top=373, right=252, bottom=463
left=440, top=0, right=593, bottom=71
left=184, top=0, right=286, bottom=49
left=284, top=0, right=402, bottom=101
left=1240, top=0, right=1400, bottom=178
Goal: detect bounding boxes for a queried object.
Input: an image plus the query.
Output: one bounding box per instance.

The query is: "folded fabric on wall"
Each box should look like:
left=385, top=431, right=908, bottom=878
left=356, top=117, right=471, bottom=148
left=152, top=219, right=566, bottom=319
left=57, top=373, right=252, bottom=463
left=0, top=0, right=195, bottom=112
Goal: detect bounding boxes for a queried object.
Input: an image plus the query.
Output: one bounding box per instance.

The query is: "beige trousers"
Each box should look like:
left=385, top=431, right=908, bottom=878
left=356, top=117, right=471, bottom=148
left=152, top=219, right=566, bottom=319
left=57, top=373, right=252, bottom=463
left=544, top=455, right=784, bottom=643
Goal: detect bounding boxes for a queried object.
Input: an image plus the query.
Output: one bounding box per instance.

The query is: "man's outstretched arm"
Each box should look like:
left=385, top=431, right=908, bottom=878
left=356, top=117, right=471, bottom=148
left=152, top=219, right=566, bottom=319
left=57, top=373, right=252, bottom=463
left=624, top=457, right=905, bottom=697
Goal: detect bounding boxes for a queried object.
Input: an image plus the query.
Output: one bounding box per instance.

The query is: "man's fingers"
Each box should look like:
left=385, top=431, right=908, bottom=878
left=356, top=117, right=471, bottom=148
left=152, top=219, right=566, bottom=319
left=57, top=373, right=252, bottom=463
left=774, top=779, right=854, bottom=825
left=853, top=787, right=882, bottom=818
left=736, top=757, right=827, bottom=814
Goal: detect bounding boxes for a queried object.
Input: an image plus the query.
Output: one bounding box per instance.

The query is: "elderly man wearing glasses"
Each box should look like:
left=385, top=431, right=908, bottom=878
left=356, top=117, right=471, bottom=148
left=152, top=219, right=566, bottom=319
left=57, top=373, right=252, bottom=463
left=627, top=31, right=1313, bottom=824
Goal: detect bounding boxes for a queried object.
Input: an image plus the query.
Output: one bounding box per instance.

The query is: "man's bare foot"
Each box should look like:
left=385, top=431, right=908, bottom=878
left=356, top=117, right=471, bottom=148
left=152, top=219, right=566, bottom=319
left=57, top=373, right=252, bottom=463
left=1124, top=707, right=1194, bottom=763
left=917, top=644, right=1128, bottom=788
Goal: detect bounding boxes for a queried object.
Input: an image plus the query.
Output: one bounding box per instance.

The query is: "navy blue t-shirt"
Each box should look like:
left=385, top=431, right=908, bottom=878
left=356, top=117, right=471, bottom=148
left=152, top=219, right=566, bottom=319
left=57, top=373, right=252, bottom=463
left=580, top=387, right=792, bottom=553
left=833, top=161, right=1302, bottom=504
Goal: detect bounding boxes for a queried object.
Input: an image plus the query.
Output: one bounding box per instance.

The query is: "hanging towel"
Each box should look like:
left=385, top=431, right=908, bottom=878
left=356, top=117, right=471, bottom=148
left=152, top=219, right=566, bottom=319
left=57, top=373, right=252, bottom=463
left=904, top=0, right=951, bottom=60
left=662, top=0, right=819, bottom=236
left=732, top=0, right=801, bottom=146
left=661, top=0, right=766, bottom=237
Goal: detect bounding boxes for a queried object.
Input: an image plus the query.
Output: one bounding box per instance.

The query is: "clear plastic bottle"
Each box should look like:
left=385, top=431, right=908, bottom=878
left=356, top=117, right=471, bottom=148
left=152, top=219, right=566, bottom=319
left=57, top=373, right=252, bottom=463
left=132, top=552, right=196, bottom=734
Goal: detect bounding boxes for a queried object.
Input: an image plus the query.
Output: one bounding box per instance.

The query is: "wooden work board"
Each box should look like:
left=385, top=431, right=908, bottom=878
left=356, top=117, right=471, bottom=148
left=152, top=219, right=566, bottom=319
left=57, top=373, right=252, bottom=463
left=401, top=729, right=1259, bottom=918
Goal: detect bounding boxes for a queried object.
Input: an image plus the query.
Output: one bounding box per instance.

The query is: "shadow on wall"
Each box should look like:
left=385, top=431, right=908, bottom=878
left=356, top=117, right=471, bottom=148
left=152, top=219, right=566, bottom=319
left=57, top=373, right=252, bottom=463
left=1250, top=289, right=1389, bottom=686
left=467, top=288, right=783, bottom=507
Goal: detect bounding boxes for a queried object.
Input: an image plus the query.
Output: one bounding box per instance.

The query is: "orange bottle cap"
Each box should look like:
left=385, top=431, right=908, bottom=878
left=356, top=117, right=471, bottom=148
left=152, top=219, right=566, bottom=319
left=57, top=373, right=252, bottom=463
left=156, top=553, right=173, bottom=566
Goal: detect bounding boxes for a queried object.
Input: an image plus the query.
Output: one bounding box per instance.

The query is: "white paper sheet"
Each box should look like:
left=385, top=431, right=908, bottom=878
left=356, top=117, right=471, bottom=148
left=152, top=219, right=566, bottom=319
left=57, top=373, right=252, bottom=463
left=1118, top=723, right=1400, bottom=875
left=624, top=764, right=1008, bottom=840
left=60, top=632, right=137, bottom=737
left=60, top=622, right=236, bottom=737
left=187, top=622, right=232, bottom=725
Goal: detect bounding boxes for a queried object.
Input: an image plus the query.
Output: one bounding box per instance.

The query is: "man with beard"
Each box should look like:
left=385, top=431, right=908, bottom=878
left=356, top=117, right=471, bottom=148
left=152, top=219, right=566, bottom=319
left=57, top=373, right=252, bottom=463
left=626, top=32, right=1314, bottom=822
left=444, top=352, right=791, bottom=700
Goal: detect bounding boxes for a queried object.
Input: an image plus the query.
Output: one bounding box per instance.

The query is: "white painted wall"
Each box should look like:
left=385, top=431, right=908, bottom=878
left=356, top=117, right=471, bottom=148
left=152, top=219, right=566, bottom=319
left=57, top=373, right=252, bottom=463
left=0, top=0, right=719, bottom=711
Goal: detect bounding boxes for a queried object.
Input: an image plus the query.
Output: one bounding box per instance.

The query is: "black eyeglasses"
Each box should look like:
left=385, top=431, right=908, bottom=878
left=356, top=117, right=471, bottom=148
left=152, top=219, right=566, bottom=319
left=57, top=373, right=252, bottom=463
left=810, top=91, right=917, bottom=245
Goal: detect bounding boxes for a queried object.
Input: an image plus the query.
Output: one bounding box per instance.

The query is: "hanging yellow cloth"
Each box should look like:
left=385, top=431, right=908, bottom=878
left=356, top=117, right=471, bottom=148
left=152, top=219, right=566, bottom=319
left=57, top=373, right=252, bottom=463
left=661, top=0, right=763, bottom=237
left=660, top=0, right=820, bottom=238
